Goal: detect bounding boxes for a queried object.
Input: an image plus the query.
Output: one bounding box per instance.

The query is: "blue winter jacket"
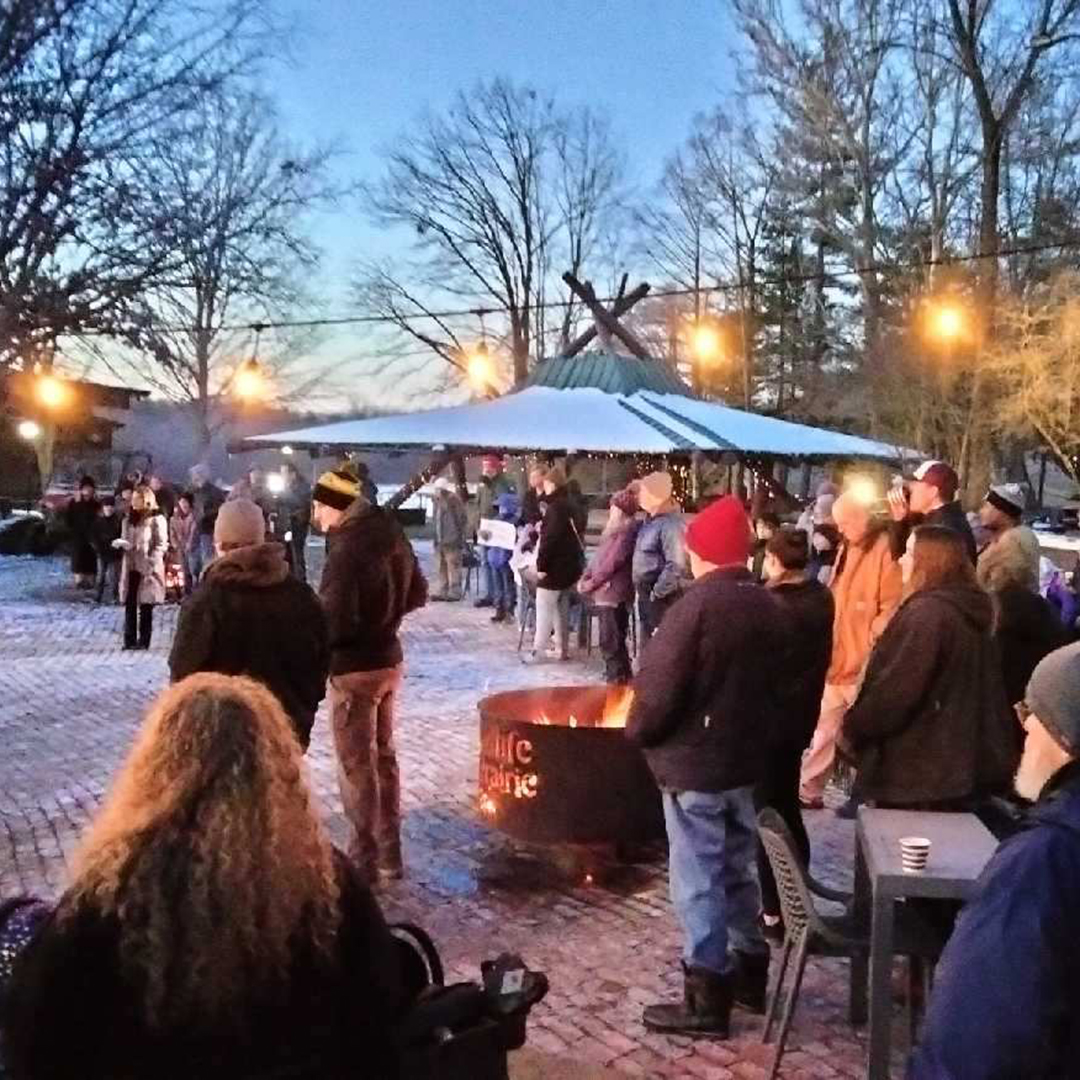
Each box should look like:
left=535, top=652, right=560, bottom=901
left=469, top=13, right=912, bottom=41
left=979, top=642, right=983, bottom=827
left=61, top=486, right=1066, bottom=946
left=908, top=761, right=1080, bottom=1080
left=487, top=493, right=520, bottom=571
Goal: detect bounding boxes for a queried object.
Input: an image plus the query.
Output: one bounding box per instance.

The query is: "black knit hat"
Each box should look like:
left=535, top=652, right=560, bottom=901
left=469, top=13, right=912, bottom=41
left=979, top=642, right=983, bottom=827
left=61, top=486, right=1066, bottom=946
left=79, top=475, right=96, bottom=490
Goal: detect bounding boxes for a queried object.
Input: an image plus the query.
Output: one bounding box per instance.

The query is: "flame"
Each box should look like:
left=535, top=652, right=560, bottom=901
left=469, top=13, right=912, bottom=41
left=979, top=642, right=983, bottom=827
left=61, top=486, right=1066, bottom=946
left=479, top=793, right=498, bottom=817
left=536, top=713, right=551, bottom=725
left=568, top=715, right=578, bottom=728
left=601, top=685, right=635, bottom=728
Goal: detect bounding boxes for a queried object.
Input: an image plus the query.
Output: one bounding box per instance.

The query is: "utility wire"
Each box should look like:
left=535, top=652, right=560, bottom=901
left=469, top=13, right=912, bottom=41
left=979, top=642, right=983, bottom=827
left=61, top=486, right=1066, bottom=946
left=76, top=236, right=1080, bottom=338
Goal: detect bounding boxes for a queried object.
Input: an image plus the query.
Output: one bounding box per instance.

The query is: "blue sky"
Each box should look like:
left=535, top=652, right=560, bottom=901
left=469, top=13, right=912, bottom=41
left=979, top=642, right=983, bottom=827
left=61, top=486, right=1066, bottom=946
left=264, top=0, right=736, bottom=400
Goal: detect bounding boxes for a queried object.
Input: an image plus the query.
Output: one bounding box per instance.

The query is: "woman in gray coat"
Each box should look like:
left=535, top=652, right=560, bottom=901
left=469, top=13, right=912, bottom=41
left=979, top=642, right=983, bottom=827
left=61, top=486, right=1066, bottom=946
left=118, top=485, right=168, bottom=650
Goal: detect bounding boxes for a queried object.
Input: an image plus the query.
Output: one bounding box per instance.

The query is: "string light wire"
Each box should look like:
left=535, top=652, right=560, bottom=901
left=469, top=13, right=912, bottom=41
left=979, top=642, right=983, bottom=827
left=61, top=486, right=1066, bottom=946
left=69, top=237, right=1080, bottom=339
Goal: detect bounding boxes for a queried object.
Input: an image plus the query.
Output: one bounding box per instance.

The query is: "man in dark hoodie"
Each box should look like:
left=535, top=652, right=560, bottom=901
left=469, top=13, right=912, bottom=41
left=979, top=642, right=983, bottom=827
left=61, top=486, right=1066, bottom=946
left=314, top=468, right=428, bottom=883
left=887, top=459, right=976, bottom=563
left=627, top=496, right=786, bottom=1038
left=168, top=498, right=329, bottom=750
left=909, top=643, right=1080, bottom=1080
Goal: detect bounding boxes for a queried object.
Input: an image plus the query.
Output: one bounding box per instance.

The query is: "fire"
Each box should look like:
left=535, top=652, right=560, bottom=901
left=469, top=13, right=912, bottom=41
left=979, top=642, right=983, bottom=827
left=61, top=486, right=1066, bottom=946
left=536, top=714, right=551, bottom=725
left=479, top=793, right=498, bottom=817
left=568, top=715, right=577, bottom=728
left=601, top=685, right=634, bottom=728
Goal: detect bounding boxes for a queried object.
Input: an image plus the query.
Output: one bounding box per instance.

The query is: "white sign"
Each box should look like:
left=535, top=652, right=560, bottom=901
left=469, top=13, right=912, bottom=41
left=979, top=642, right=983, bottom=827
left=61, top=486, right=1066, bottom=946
left=478, top=518, right=517, bottom=550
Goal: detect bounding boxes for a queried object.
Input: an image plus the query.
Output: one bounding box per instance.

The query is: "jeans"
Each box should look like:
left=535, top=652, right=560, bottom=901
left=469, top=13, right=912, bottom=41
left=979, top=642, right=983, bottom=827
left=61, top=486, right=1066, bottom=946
left=330, top=666, right=403, bottom=876
left=479, top=545, right=496, bottom=601
left=177, top=550, right=196, bottom=597
left=188, top=533, right=215, bottom=585
left=799, top=682, right=858, bottom=801
left=637, top=582, right=677, bottom=640
left=755, top=747, right=810, bottom=918
left=517, top=578, right=533, bottom=630
left=434, top=546, right=464, bottom=599
left=597, top=603, right=632, bottom=683
left=492, top=562, right=515, bottom=613
left=533, top=587, right=571, bottom=656
left=124, top=573, right=154, bottom=648
left=95, top=557, right=120, bottom=603
left=663, top=787, right=767, bottom=976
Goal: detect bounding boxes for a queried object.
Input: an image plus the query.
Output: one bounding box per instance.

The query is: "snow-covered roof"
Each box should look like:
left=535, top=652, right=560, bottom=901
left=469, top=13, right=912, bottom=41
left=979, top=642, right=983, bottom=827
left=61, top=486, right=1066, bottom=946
left=242, top=385, right=907, bottom=462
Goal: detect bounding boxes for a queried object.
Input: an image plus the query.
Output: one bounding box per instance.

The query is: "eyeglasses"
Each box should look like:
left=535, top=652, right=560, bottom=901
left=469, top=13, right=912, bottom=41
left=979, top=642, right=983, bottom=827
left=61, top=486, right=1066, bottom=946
left=1014, top=700, right=1033, bottom=729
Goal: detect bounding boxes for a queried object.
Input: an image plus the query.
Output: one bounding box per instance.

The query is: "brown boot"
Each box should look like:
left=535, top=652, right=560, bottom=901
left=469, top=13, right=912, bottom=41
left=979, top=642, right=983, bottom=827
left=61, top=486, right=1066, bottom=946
left=642, top=963, right=733, bottom=1037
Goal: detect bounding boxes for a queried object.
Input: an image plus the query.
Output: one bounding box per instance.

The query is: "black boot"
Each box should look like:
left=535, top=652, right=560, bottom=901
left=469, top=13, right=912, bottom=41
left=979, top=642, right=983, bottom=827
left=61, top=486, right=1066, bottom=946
left=731, top=949, right=770, bottom=1014
left=642, top=963, right=733, bottom=1037
left=491, top=606, right=507, bottom=623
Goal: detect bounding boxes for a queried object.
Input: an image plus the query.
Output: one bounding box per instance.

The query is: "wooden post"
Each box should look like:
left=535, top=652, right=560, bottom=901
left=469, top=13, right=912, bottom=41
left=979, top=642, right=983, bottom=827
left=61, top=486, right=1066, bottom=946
left=385, top=452, right=452, bottom=511
left=562, top=283, right=650, bottom=358
left=563, top=273, right=655, bottom=361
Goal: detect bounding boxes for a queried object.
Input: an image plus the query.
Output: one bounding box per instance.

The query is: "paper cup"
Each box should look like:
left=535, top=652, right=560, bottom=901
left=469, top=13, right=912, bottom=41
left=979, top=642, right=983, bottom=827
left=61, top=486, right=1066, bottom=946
left=899, top=836, right=931, bottom=873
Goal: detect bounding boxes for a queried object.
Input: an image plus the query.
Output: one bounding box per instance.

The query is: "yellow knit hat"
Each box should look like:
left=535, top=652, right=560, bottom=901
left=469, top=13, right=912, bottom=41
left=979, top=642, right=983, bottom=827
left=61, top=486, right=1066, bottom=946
left=312, top=468, right=361, bottom=511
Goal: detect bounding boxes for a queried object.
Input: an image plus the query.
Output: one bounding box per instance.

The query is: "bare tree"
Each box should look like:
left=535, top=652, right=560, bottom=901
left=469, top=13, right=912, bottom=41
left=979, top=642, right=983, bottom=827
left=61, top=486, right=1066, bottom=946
left=106, top=90, right=338, bottom=453
left=355, top=78, right=623, bottom=389
left=989, top=272, right=1080, bottom=486
left=0, top=0, right=266, bottom=367
left=945, top=0, right=1080, bottom=274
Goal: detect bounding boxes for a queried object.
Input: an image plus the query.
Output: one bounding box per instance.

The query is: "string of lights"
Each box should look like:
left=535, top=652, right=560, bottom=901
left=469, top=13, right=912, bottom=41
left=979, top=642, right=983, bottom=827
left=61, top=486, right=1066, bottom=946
left=70, top=236, right=1080, bottom=339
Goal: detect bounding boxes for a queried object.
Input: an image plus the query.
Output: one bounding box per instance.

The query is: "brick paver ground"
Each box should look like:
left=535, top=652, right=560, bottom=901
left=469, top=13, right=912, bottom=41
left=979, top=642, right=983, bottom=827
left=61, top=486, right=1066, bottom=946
left=0, top=547, right=914, bottom=1078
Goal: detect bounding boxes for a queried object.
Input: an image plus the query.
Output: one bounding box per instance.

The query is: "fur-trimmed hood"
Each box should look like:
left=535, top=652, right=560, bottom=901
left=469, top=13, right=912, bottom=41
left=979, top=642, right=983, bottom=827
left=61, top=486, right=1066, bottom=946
left=204, top=542, right=290, bottom=588
left=978, top=525, right=1041, bottom=593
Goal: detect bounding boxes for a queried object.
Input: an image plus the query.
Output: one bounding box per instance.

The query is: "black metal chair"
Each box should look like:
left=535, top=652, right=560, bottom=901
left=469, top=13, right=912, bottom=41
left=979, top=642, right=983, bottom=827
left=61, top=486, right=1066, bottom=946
left=756, top=809, right=944, bottom=1080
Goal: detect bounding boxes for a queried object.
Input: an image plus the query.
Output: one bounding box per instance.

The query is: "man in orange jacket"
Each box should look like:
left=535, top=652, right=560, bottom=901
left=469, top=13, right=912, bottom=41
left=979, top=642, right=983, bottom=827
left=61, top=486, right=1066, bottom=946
left=799, top=492, right=903, bottom=809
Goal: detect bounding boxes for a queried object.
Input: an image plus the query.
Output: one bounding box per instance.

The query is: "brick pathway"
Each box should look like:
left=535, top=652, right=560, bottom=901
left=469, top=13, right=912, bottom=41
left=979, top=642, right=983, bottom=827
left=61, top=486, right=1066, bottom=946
left=0, top=548, right=911, bottom=1078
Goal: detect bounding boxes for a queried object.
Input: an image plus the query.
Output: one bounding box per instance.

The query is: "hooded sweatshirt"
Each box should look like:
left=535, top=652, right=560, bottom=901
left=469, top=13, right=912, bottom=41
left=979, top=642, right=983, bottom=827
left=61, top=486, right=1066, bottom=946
left=841, top=584, right=1020, bottom=806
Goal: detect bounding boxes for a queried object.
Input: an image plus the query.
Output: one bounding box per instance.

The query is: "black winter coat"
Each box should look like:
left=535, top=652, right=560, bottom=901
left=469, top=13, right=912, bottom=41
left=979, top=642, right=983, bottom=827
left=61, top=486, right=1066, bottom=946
left=994, top=584, right=1069, bottom=707
left=768, top=577, right=835, bottom=752
left=2, top=854, right=408, bottom=1080
left=90, top=513, right=122, bottom=562
left=842, top=584, right=1019, bottom=807
left=626, top=567, right=788, bottom=792
left=169, top=542, right=329, bottom=748
left=535, top=488, right=583, bottom=592
left=64, top=497, right=100, bottom=574
left=320, top=502, right=427, bottom=675
left=890, top=500, right=977, bottom=563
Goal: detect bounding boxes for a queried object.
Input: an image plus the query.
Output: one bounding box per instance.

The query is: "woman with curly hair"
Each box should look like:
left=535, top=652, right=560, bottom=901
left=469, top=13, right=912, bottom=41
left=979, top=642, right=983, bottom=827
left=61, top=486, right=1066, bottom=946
left=1, top=674, right=408, bottom=1079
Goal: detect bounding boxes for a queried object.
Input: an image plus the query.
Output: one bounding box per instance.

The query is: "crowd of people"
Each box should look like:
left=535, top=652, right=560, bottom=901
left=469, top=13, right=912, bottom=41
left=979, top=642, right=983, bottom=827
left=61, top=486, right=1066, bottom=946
left=61, top=462, right=316, bottom=650
left=613, top=457, right=1079, bottom=1076
left=13, top=450, right=1080, bottom=1075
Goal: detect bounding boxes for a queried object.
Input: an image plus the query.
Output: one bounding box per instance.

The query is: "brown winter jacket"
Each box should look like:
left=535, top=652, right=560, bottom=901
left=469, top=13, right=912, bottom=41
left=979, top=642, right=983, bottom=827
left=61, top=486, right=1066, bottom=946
left=320, top=500, right=428, bottom=675
left=169, top=542, right=329, bottom=748
left=841, top=584, right=1020, bottom=807
left=169, top=509, right=197, bottom=556
left=827, top=525, right=903, bottom=686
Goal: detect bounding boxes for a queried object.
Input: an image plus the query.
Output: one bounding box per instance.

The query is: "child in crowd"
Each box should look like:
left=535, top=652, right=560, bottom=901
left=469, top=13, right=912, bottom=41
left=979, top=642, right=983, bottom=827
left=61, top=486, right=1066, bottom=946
left=488, top=492, right=521, bottom=624
left=169, top=493, right=197, bottom=597
left=91, top=498, right=122, bottom=604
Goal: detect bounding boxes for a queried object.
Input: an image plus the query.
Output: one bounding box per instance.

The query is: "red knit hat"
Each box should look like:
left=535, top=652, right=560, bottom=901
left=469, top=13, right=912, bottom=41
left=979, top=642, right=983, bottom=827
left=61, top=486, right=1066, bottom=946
left=685, top=496, right=752, bottom=567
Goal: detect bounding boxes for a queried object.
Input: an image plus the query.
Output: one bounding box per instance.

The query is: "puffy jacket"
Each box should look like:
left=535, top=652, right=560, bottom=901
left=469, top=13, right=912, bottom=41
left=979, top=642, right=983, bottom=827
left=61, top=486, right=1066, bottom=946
left=890, top=499, right=977, bottom=564
left=626, top=567, right=788, bottom=792
left=535, top=488, right=583, bottom=592
left=169, top=543, right=329, bottom=748
left=768, top=577, right=835, bottom=752
left=827, top=525, right=903, bottom=685
left=909, top=761, right=1080, bottom=1080
left=432, top=492, right=468, bottom=551
left=579, top=520, right=640, bottom=606
left=319, top=501, right=427, bottom=675
left=632, top=510, right=689, bottom=602
left=841, top=585, right=1019, bottom=807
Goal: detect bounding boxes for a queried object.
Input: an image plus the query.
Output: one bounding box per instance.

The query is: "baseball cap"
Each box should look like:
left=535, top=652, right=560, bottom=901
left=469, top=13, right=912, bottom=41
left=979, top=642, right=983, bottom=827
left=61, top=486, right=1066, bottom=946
left=906, top=460, right=959, bottom=502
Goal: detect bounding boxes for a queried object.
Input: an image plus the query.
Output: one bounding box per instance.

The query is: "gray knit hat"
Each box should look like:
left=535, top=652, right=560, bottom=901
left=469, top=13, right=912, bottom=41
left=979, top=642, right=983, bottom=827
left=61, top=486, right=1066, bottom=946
left=1026, top=642, right=1080, bottom=756
left=214, top=498, right=265, bottom=548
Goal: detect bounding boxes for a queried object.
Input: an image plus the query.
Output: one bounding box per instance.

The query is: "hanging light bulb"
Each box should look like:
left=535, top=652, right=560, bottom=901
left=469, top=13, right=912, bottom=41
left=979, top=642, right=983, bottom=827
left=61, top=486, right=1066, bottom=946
left=467, top=340, right=493, bottom=392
